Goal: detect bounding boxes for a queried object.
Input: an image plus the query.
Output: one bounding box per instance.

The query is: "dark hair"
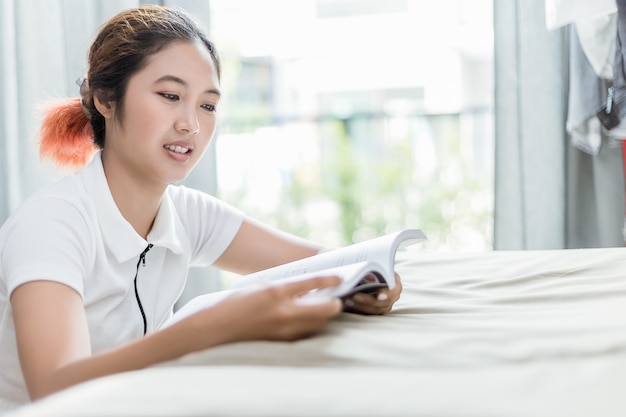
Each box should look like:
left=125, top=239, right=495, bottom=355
left=39, top=5, right=221, bottom=168
left=85, top=5, right=221, bottom=148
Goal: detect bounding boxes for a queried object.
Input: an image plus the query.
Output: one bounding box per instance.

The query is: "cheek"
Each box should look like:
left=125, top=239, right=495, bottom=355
left=136, top=101, right=164, bottom=126
left=199, top=115, right=217, bottom=142
left=124, top=100, right=167, bottom=139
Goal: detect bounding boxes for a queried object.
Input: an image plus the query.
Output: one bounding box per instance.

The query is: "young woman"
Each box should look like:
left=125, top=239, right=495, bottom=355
left=0, top=5, right=401, bottom=412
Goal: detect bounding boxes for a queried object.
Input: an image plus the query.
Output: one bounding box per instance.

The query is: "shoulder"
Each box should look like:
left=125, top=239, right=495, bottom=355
left=4, top=173, right=95, bottom=232
left=1, top=153, right=104, bottom=243
left=0, top=172, right=96, bottom=251
left=0, top=175, right=96, bottom=296
left=163, top=184, right=245, bottom=263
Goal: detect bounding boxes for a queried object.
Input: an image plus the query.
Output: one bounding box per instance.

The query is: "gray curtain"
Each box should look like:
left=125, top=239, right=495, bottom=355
left=0, top=0, right=219, bottom=303
left=493, top=0, right=625, bottom=249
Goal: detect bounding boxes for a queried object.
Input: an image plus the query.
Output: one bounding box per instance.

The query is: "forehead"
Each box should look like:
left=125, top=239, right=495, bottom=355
left=135, top=40, right=219, bottom=87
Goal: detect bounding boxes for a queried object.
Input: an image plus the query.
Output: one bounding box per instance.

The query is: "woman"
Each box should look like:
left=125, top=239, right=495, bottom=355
left=0, top=5, right=401, bottom=412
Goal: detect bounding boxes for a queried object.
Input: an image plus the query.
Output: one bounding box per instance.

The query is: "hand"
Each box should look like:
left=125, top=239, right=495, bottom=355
left=204, top=275, right=343, bottom=344
left=343, top=272, right=402, bottom=315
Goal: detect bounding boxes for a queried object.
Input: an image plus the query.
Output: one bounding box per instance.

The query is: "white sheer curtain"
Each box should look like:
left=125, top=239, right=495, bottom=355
left=0, top=0, right=219, bottom=302
left=493, top=0, right=625, bottom=249
left=1, top=0, right=138, bottom=220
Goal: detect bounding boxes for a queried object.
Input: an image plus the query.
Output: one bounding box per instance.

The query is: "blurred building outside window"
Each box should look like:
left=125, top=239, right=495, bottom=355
left=208, top=0, right=494, bottom=255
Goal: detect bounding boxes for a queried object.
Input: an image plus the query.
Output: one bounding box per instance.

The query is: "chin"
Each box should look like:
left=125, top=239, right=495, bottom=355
left=166, top=174, right=190, bottom=185
left=158, top=169, right=189, bottom=186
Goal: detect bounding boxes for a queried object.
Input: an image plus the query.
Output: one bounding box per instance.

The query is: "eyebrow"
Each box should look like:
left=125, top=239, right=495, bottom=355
left=155, top=74, right=221, bottom=97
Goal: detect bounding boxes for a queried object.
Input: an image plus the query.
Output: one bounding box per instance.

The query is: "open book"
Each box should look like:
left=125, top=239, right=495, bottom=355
left=231, top=228, right=426, bottom=299
left=168, top=229, right=426, bottom=325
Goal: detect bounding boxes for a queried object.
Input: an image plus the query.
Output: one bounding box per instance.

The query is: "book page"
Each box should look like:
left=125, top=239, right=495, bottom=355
left=231, top=229, right=425, bottom=291
left=233, top=260, right=383, bottom=294
left=166, top=261, right=385, bottom=327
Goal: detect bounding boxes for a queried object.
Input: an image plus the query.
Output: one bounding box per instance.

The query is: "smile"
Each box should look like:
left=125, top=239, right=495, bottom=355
left=164, top=144, right=191, bottom=154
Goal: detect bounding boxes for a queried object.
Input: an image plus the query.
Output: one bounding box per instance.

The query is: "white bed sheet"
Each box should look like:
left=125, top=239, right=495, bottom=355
left=6, top=247, right=626, bottom=416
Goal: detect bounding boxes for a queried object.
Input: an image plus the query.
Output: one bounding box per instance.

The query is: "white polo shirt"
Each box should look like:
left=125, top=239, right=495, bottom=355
left=0, top=153, right=244, bottom=411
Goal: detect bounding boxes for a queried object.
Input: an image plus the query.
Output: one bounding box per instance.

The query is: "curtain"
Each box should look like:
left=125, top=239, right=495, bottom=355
left=1, top=0, right=138, bottom=221
left=0, top=0, right=219, bottom=303
left=493, top=0, right=625, bottom=249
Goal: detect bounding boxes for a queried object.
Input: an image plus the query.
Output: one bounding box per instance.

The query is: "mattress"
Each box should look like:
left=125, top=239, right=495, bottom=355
left=6, top=247, right=626, bottom=416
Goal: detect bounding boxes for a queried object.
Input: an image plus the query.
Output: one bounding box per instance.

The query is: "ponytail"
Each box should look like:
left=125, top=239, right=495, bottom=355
left=38, top=98, right=98, bottom=170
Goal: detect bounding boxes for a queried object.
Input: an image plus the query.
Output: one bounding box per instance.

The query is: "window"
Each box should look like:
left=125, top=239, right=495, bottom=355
left=209, top=0, right=494, bottom=250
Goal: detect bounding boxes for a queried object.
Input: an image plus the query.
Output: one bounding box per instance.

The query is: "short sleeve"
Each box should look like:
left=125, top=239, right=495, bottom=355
left=167, top=185, right=244, bottom=266
left=0, top=197, right=94, bottom=297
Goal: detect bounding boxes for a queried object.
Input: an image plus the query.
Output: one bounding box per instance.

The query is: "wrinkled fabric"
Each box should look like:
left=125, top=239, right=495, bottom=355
left=6, top=248, right=626, bottom=417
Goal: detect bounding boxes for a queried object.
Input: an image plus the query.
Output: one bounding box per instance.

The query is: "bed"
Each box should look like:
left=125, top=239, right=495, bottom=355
left=6, top=247, right=626, bottom=416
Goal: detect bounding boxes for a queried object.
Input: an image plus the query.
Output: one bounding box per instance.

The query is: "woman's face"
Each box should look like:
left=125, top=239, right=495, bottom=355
left=101, top=40, right=220, bottom=186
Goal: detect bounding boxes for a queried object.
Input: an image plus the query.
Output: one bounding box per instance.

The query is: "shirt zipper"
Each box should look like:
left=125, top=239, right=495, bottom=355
left=134, top=243, right=153, bottom=336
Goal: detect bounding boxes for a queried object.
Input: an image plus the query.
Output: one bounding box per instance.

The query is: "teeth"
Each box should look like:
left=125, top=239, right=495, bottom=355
left=164, top=144, right=190, bottom=154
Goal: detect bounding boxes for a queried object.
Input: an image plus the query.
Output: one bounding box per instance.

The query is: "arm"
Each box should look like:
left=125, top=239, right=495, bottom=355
left=12, top=277, right=341, bottom=401
left=213, top=218, right=324, bottom=275
left=213, top=218, right=402, bottom=315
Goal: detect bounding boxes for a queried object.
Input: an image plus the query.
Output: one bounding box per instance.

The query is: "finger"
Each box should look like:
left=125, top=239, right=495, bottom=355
left=296, top=296, right=342, bottom=315
left=352, top=292, right=394, bottom=307
left=344, top=292, right=394, bottom=314
left=279, top=275, right=342, bottom=296
left=343, top=297, right=390, bottom=315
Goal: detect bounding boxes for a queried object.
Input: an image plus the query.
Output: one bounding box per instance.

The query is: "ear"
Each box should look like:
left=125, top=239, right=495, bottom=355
left=93, top=96, right=115, bottom=119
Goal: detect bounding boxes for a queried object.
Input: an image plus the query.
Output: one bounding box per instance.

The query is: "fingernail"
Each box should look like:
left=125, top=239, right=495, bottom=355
left=377, top=293, right=388, bottom=301
left=344, top=299, right=354, bottom=307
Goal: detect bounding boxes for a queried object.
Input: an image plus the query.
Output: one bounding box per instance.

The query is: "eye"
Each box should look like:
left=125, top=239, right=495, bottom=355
left=201, top=104, right=216, bottom=112
left=159, top=93, right=179, bottom=101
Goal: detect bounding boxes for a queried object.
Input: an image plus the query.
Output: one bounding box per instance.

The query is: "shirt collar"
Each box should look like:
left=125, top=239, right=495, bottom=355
left=79, top=152, right=184, bottom=263
left=147, top=191, right=185, bottom=255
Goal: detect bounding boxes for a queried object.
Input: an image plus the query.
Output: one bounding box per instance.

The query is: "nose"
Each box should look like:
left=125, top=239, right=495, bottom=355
left=174, top=107, right=200, bottom=135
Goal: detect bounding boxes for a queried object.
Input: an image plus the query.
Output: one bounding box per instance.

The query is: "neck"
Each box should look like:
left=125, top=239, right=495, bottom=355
left=101, top=153, right=166, bottom=240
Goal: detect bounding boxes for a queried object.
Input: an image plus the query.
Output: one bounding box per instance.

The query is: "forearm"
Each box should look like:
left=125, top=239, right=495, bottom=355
left=31, top=308, right=230, bottom=400
left=215, top=218, right=323, bottom=274
left=20, top=269, right=341, bottom=401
